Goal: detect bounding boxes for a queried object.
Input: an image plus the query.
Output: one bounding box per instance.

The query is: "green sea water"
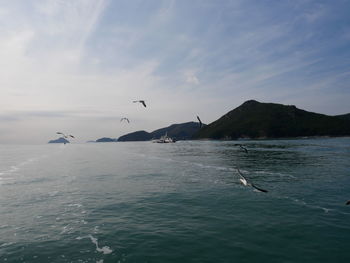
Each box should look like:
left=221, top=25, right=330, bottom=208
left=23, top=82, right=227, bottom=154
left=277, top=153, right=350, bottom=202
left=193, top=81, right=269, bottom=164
left=0, top=138, right=350, bottom=262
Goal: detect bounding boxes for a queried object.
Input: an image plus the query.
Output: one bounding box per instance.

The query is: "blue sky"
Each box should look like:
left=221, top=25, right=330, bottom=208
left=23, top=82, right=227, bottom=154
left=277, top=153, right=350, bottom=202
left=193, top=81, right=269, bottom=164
left=0, top=0, right=350, bottom=143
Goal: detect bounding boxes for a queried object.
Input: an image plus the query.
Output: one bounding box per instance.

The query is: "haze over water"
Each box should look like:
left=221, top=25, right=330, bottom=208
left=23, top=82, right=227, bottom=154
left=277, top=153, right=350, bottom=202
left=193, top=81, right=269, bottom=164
left=1, top=138, right=350, bottom=262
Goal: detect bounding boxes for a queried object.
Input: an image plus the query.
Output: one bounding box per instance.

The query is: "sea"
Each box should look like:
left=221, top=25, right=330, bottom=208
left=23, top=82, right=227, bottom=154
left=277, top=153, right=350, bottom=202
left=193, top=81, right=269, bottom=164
left=0, top=138, right=350, bottom=263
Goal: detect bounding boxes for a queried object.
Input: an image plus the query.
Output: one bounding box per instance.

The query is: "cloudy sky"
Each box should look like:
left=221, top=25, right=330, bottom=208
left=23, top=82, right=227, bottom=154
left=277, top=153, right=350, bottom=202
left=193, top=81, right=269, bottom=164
left=1, top=0, right=350, bottom=143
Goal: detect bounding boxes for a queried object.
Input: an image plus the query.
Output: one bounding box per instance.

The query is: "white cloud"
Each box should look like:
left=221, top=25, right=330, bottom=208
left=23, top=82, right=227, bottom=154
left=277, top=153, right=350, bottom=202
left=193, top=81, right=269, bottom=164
left=0, top=0, right=349, bottom=143
left=185, top=70, right=200, bottom=85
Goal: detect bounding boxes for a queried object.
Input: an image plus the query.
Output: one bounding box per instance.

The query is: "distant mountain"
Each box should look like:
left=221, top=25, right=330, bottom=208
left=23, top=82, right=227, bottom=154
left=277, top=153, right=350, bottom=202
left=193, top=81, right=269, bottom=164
left=118, top=131, right=153, bottom=142
left=194, top=100, right=350, bottom=139
left=118, top=122, right=203, bottom=142
left=336, top=113, right=350, bottom=121
left=151, top=122, right=203, bottom=140
left=96, top=137, right=117, bottom=142
left=48, top=137, right=70, bottom=144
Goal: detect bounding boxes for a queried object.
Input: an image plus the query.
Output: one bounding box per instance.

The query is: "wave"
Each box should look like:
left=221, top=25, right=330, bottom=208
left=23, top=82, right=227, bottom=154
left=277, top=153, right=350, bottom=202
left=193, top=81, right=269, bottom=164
left=0, top=155, right=47, bottom=176
left=89, top=235, right=113, bottom=255
left=282, top=196, right=332, bottom=213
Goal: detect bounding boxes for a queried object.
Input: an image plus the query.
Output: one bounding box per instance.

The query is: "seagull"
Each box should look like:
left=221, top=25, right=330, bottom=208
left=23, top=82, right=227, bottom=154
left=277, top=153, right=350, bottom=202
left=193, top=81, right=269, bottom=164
left=237, top=168, right=268, bottom=193
left=56, top=132, right=75, bottom=139
left=133, top=100, right=147, bottom=107
left=234, top=144, right=248, bottom=153
left=120, top=117, right=130, bottom=123
left=196, top=116, right=203, bottom=128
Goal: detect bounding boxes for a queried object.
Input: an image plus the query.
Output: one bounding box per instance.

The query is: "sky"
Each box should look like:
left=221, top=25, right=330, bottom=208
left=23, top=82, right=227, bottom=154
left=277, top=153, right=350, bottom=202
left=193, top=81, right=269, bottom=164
left=0, top=0, right=350, bottom=144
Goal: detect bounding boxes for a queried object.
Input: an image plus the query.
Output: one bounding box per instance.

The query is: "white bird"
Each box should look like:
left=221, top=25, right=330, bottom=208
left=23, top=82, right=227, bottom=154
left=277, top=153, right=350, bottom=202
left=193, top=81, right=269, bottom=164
left=237, top=168, right=268, bottom=193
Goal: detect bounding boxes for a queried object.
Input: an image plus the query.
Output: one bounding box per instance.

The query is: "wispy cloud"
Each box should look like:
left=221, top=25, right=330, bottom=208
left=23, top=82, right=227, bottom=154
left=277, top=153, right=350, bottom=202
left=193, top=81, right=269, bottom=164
left=0, top=0, right=350, bottom=143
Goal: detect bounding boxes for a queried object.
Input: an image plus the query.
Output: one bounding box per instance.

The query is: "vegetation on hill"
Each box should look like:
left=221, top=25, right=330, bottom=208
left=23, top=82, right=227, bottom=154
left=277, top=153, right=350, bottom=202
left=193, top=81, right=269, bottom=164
left=336, top=113, right=350, bottom=121
left=194, top=100, right=350, bottom=139
left=151, top=122, right=202, bottom=140
left=118, top=131, right=153, bottom=142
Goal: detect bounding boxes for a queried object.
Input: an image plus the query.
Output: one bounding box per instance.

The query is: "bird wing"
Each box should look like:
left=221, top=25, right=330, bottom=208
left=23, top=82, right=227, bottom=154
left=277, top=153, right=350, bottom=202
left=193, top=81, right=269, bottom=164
left=239, top=145, right=248, bottom=153
left=251, top=183, right=268, bottom=193
left=237, top=168, right=248, bottom=184
left=69, top=135, right=75, bottom=138
left=126, top=118, right=130, bottom=123
left=57, top=132, right=63, bottom=135
left=237, top=168, right=267, bottom=192
left=141, top=101, right=146, bottom=107
left=196, top=116, right=202, bottom=127
left=240, top=178, right=248, bottom=186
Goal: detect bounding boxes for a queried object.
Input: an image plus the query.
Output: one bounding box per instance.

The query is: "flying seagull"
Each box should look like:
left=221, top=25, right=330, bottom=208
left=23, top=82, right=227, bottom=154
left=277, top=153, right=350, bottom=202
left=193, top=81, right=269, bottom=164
left=56, top=132, right=75, bottom=139
left=133, top=100, right=147, bottom=107
left=196, top=116, right=203, bottom=128
left=237, top=168, right=268, bottom=193
left=120, top=117, right=130, bottom=123
left=234, top=144, right=248, bottom=153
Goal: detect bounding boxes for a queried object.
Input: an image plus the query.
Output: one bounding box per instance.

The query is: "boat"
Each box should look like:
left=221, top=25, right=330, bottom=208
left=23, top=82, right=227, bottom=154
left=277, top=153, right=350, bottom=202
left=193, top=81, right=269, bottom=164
left=152, top=132, right=176, bottom=143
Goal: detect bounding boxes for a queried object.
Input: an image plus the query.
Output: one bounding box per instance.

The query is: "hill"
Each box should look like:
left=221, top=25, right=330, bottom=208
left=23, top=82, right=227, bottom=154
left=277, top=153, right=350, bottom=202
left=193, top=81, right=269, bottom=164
left=151, top=122, right=202, bottom=140
left=48, top=137, right=70, bottom=144
left=96, top=137, right=117, bottom=142
left=336, top=113, right=350, bottom=121
left=194, top=100, right=350, bottom=139
left=118, top=131, right=153, bottom=142
left=118, top=122, right=202, bottom=141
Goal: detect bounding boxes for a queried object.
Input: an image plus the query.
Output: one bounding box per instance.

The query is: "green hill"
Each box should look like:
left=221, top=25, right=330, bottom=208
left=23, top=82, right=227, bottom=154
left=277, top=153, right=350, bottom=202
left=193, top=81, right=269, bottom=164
left=336, top=113, right=350, bottom=121
left=194, top=100, right=350, bottom=139
left=151, top=122, right=202, bottom=140
left=118, top=122, right=202, bottom=142
left=118, top=131, right=153, bottom=141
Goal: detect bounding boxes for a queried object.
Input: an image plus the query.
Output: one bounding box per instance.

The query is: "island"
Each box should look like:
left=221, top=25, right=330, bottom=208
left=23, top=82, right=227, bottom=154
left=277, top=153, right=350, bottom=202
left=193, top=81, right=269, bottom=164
left=48, top=137, right=70, bottom=144
left=193, top=100, right=350, bottom=139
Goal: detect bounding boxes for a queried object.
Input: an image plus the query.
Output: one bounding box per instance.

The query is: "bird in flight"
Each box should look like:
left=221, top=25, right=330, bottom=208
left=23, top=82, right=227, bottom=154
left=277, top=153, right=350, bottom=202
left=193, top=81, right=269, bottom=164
left=133, top=100, right=147, bottom=107
left=120, top=117, right=130, bottom=123
left=237, top=168, right=268, bottom=193
left=196, top=116, right=203, bottom=128
left=234, top=144, right=248, bottom=153
left=56, top=132, right=75, bottom=139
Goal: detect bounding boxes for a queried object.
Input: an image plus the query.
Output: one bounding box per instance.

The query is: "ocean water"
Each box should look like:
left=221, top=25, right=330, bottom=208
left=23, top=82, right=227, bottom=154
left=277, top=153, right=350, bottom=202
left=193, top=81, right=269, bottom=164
left=0, top=138, right=350, bottom=263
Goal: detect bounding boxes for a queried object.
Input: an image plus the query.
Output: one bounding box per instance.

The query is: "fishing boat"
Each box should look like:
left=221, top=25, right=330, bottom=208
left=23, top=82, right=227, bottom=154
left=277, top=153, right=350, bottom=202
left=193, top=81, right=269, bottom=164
left=152, top=132, right=176, bottom=143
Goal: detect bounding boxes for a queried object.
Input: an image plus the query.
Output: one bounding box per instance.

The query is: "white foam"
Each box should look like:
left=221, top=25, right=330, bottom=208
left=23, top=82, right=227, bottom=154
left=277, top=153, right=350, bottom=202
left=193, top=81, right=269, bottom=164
left=89, top=235, right=113, bottom=255
left=49, top=191, right=59, bottom=197
left=286, top=196, right=332, bottom=213
left=60, top=224, right=74, bottom=234
left=254, top=170, right=296, bottom=178
left=0, top=242, right=14, bottom=247
left=68, top=203, right=83, bottom=208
